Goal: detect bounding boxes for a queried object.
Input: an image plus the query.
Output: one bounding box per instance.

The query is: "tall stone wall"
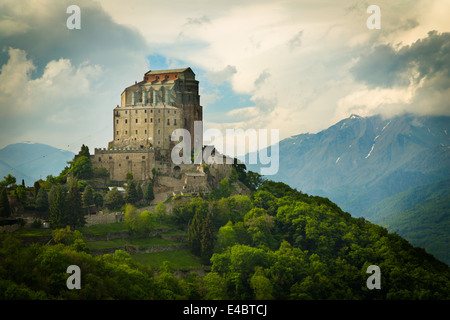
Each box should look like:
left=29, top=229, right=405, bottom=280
left=92, top=148, right=155, bottom=181
left=113, top=105, right=183, bottom=150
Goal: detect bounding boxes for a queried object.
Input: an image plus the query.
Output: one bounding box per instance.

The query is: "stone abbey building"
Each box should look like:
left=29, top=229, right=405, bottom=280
left=91, top=68, right=229, bottom=187
left=113, top=67, right=202, bottom=150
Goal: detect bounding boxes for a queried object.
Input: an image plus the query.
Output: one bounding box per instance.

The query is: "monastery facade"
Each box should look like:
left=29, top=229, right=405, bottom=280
left=92, top=68, right=230, bottom=187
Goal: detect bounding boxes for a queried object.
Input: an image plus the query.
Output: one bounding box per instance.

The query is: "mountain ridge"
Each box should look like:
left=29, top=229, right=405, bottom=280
left=0, top=142, right=75, bottom=185
left=246, top=113, right=450, bottom=264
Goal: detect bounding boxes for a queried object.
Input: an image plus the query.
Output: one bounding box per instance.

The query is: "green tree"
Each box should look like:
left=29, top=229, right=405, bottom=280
left=144, top=180, right=155, bottom=202
left=126, top=172, right=134, bottom=181
left=229, top=166, right=239, bottom=183
left=155, top=202, right=166, bottom=224
left=15, top=185, right=27, bottom=203
left=188, top=211, right=203, bottom=256
left=136, top=210, right=156, bottom=235
left=66, top=180, right=85, bottom=229
left=0, top=174, right=16, bottom=187
left=69, top=156, right=93, bottom=179
left=83, top=185, right=95, bottom=207
left=124, top=205, right=155, bottom=235
left=48, top=185, right=66, bottom=229
left=124, top=204, right=138, bottom=232
left=93, top=166, right=109, bottom=184
left=136, top=183, right=143, bottom=202
left=125, top=181, right=138, bottom=204
left=250, top=266, right=273, bottom=299
left=216, top=221, right=237, bottom=252
left=0, top=188, right=11, bottom=218
left=204, top=272, right=227, bottom=299
left=201, top=213, right=215, bottom=264
left=245, top=171, right=265, bottom=191
left=105, top=187, right=124, bottom=210
left=78, top=144, right=90, bottom=158
left=94, top=192, right=103, bottom=208
left=33, top=180, right=41, bottom=200
left=35, top=187, right=49, bottom=212
left=217, top=178, right=231, bottom=199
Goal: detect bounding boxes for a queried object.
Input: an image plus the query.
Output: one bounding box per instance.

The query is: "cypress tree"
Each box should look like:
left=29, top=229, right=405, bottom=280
left=0, top=188, right=11, bottom=218
left=136, top=183, right=143, bottom=202
left=49, top=185, right=66, bottom=229
left=35, top=187, right=49, bottom=212
left=144, top=180, right=155, bottom=202
left=105, top=187, right=124, bottom=210
left=94, top=192, right=103, bottom=208
left=125, top=181, right=138, bottom=204
left=83, top=185, right=95, bottom=207
left=33, top=181, right=41, bottom=200
left=200, top=213, right=215, bottom=264
left=66, top=180, right=85, bottom=229
left=188, top=211, right=203, bottom=256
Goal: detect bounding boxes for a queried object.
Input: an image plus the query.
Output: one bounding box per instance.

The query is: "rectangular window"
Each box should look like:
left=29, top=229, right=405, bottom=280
left=125, top=130, right=128, bottom=134
left=158, top=129, right=160, bottom=134
left=151, top=118, right=153, bottom=123
left=125, top=119, right=127, bottom=123
left=116, top=120, right=119, bottom=124
left=167, top=119, right=170, bottom=125
left=145, top=130, right=147, bottom=134
left=136, top=130, right=138, bottom=134
left=174, top=119, right=177, bottom=125
left=145, top=118, right=147, bottom=123
left=117, top=131, right=119, bottom=135
left=158, top=118, right=160, bottom=123
left=136, top=119, right=138, bottom=123
left=98, top=157, right=101, bottom=162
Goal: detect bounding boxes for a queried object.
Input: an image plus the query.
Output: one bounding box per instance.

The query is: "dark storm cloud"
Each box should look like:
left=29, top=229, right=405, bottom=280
left=0, top=0, right=148, bottom=77
left=351, top=31, right=450, bottom=89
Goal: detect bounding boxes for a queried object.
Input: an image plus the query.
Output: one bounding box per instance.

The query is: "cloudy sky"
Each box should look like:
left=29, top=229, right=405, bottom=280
left=0, top=0, right=449, bottom=155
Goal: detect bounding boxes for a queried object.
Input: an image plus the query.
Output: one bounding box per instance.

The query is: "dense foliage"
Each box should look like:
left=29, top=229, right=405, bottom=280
left=0, top=170, right=449, bottom=300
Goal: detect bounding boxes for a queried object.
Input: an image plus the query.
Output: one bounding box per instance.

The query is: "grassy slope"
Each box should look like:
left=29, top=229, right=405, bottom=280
left=80, top=222, right=196, bottom=269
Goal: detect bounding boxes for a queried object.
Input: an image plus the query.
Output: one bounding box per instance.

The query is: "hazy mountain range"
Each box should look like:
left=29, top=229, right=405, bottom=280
left=247, top=113, right=450, bottom=264
left=0, top=142, right=74, bottom=186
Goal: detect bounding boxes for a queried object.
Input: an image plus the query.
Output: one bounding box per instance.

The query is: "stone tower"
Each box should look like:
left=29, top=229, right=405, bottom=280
left=111, top=67, right=203, bottom=150
left=93, top=68, right=204, bottom=181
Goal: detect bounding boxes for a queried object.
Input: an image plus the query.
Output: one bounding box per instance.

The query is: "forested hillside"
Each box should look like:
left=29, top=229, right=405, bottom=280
left=1, top=170, right=449, bottom=300
left=364, top=179, right=450, bottom=264
left=247, top=114, right=450, bottom=267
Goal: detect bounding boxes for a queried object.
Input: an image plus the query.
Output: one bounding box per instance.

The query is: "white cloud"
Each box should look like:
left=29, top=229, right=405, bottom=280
left=0, top=48, right=106, bottom=149
left=205, top=65, right=237, bottom=85
left=0, top=0, right=150, bottom=151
